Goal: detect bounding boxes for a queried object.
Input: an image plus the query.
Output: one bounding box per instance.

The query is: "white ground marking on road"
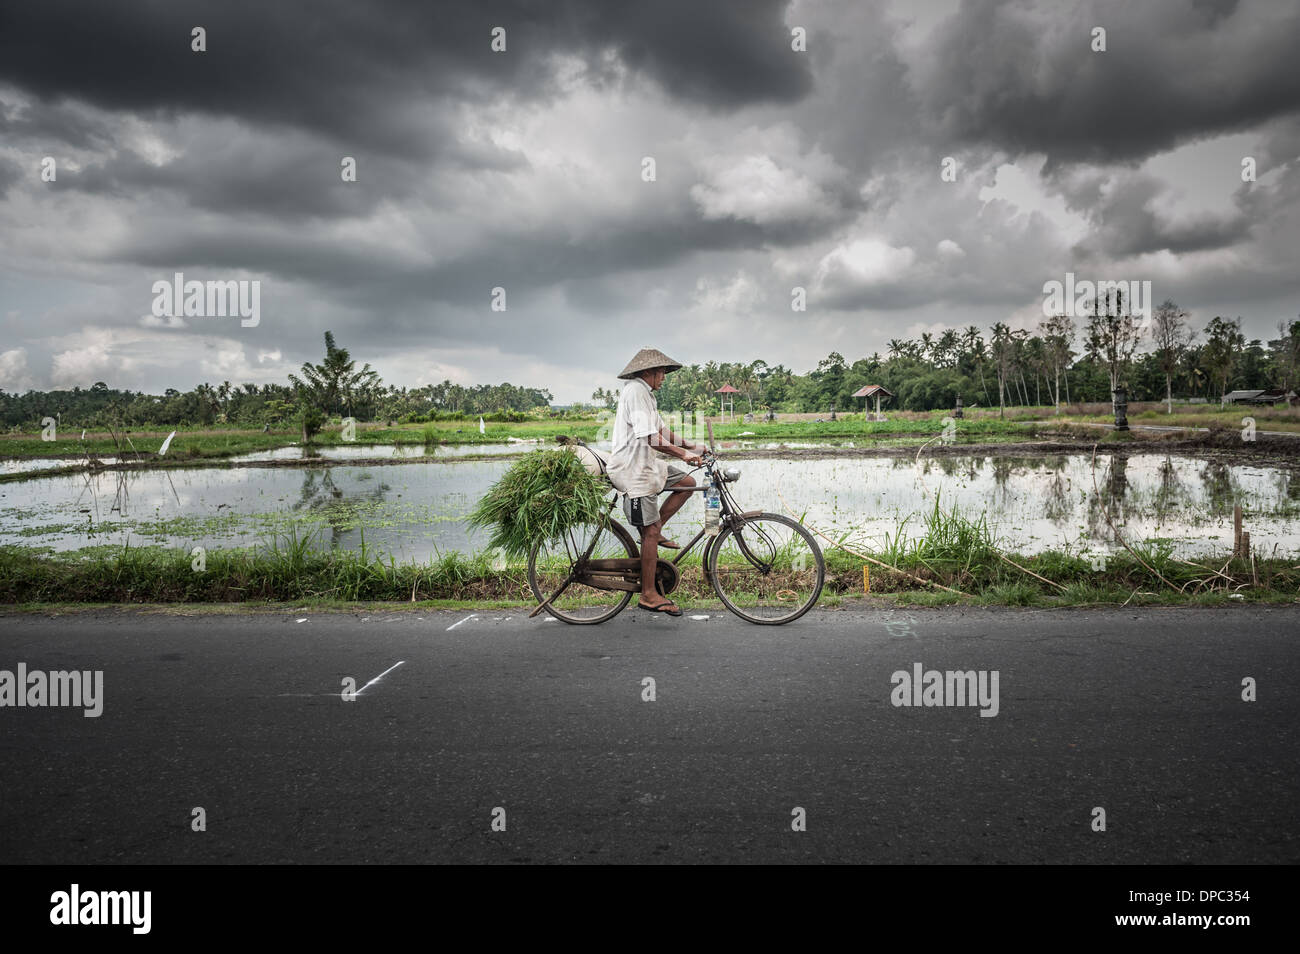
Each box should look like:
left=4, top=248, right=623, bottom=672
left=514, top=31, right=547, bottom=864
left=296, top=618, right=308, bottom=623
left=447, top=614, right=479, bottom=631
left=690, top=615, right=710, bottom=620
left=541, top=617, right=555, bottom=622
left=355, top=660, right=406, bottom=697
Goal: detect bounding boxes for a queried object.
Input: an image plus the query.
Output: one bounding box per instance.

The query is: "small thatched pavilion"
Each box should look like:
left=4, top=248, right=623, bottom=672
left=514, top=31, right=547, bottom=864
left=715, top=384, right=740, bottom=422
left=853, top=384, right=894, bottom=421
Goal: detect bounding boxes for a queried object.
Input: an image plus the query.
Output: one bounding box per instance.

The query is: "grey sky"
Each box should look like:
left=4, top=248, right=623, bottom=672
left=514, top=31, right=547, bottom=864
left=1, top=0, right=1298, bottom=403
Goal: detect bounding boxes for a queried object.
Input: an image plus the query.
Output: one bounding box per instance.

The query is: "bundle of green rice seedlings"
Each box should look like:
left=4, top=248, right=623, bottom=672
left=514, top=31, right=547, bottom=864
left=467, top=447, right=612, bottom=559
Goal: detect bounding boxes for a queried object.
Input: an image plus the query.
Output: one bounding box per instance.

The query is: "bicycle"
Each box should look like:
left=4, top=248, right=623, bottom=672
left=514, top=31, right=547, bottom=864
left=527, top=423, right=825, bottom=625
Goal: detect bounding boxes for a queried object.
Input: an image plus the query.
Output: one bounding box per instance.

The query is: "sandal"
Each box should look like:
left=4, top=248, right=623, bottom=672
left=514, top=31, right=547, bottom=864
left=637, top=600, right=683, bottom=616
left=657, top=538, right=681, bottom=549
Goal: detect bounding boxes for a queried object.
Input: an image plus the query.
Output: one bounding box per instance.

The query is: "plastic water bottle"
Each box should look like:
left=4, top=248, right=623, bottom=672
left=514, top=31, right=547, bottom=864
left=705, top=481, right=721, bottom=536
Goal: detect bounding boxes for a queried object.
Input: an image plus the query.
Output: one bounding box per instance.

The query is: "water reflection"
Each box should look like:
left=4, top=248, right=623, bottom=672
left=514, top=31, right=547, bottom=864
left=1043, top=455, right=1072, bottom=523
left=1199, top=461, right=1240, bottom=518
left=4, top=452, right=1298, bottom=561
left=1282, top=466, right=1300, bottom=501
left=1083, top=455, right=1130, bottom=545
left=1153, top=456, right=1186, bottom=519
left=288, top=468, right=399, bottom=550
left=226, top=442, right=528, bottom=463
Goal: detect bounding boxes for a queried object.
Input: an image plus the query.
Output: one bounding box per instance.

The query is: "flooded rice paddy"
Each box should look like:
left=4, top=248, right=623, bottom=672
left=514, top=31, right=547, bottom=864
left=224, top=441, right=534, bottom=462
left=3, top=447, right=1299, bottom=562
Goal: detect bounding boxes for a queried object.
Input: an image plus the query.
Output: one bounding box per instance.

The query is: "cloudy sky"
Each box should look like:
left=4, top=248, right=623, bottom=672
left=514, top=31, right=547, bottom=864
left=2, top=0, right=1299, bottom=404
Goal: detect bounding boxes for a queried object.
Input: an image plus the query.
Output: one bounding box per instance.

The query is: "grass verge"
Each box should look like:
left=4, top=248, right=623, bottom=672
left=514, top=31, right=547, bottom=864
left=3, top=520, right=1296, bottom=608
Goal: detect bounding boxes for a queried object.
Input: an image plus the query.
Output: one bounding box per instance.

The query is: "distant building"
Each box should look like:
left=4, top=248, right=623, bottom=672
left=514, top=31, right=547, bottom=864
left=715, top=384, right=740, bottom=421
left=1222, top=388, right=1297, bottom=406
left=853, top=384, right=894, bottom=420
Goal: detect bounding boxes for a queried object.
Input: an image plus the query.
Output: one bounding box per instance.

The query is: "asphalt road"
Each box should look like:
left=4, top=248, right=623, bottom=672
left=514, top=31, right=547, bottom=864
left=0, top=605, right=1296, bottom=864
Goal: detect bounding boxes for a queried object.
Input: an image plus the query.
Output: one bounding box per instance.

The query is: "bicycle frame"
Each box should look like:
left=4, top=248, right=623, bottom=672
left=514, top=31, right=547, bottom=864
left=661, top=463, right=761, bottom=568
left=531, top=425, right=821, bottom=622
left=586, top=444, right=767, bottom=580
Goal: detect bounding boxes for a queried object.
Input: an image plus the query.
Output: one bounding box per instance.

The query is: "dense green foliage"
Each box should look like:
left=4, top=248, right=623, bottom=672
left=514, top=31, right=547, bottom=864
left=5, top=313, right=1298, bottom=429
left=649, top=315, right=1300, bottom=415
left=1, top=331, right=554, bottom=430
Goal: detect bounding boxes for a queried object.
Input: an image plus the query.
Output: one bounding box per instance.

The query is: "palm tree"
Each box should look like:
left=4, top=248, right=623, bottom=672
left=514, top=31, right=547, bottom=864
left=1202, top=316, right=1246, bottom=403
left=289, top=331, right=382, bottom=417
left=733, top=363, right=759, bottom=412
left=934, top=329, right=960, bottom=369
left=962, top=326, right=991, bottom=405
left=989, top=322, right=1016, bottom=416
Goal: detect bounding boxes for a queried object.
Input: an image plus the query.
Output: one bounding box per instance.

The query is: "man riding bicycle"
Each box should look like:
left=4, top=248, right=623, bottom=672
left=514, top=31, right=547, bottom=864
left=606, top=348, right=708, bottom=617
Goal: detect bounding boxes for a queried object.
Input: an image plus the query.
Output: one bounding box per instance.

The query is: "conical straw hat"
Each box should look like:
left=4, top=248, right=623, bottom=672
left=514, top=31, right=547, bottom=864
left=617, top=347, right=683, bottom=380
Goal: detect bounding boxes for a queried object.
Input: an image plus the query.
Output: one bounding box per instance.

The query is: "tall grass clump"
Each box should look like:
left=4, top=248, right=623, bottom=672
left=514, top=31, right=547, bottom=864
left=467, top=448, right=611, bottom=559
left=880, top=494, right=998, bottom=578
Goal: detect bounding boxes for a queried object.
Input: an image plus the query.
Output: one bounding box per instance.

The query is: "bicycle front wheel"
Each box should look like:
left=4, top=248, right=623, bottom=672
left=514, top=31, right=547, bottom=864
left=527, top=518, right=639, bottom=624
left=706, top=512, right=824, bottom=624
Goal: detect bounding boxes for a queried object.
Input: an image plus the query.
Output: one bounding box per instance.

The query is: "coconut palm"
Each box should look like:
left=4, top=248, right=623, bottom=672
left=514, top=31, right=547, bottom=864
left=289, top=331, right=382, bottom=417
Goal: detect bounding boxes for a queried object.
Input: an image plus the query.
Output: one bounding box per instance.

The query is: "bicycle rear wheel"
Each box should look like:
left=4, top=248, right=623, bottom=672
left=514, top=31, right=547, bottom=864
left=706, top=512, right=824, bottom=624
left=527, top=518, right=639, bottom=624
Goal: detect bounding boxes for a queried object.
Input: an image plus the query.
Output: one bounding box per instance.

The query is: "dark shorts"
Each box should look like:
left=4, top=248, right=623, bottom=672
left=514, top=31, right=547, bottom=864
left=623, top=466, right=690, bottom=527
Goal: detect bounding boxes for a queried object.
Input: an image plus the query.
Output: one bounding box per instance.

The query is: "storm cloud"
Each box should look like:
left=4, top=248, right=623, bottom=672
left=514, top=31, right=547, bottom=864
left=1, top=0, right=1298, bottom=401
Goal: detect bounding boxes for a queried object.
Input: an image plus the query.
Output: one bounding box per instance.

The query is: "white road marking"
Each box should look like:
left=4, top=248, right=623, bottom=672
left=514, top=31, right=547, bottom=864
left=446, top=613, right=479, bottom=631
left=690, top=615, right=710, bottom=620
left=355, top=661, right=406, bottom=697
left=296, top=618, right=308, bottom=623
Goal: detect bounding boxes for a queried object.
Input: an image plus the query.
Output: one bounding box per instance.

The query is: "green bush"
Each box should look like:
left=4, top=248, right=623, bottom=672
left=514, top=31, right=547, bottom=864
left=298, top=403, right=324, bottom=443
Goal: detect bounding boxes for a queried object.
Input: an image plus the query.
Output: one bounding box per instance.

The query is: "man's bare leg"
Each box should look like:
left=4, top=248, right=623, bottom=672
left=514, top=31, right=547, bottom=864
left=655, top=477, right=696, bottom=546
left=639, top=522, right=667, bottom=606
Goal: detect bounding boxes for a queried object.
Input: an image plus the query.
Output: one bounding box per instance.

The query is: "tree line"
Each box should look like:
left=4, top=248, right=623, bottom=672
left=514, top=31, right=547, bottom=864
left=0, top=331, right=552, bottom=429
left=5, top=307, right=1298, bottom=430
left=608, top=301, right=1300, bottom=416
